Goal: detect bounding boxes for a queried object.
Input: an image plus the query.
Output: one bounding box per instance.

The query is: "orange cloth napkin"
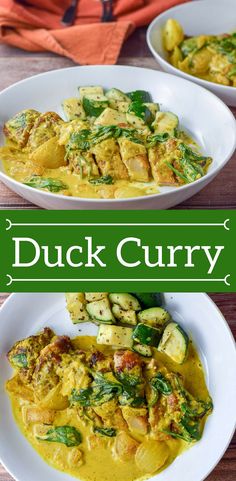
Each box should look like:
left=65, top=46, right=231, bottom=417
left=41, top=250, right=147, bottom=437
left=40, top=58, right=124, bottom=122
left=0, top=0, right=189, bottom=65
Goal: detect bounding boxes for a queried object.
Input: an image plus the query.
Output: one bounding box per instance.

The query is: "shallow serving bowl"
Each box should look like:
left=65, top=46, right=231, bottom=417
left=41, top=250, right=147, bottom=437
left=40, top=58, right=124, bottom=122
left=0, top=65, right=235, bottom=210
left=147, top=0, right=236, bottom=107
left=0, top=293, right=236, bottom=481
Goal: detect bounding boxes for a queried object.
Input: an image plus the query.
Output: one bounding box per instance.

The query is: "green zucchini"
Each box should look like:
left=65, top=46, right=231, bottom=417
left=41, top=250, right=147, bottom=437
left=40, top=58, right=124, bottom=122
left=97, top=324, right=133, bottom=348
left=137, top=307, right=170, bottom=327
left=94, top=107, right=127, bottom=126
left=127, top=101, right=153, bottom=125
left=109, top=293, right=141, bottom=311
left=65, top=293, right=90, bottom=323
left=79, top=86, right=104, bottom=98
left=106, top=88, right=130, bottom=109
left=86, top=298, right=115, bottom=324
left=158, top=322, right=189, bottom=364
left=62, top=98, right=86, bottom=121
left=152, top=111, right=179, bottom=135
left=127, top=90, right=151, bottom=103
left=112, top=304, right=137, bottom=325
left=85, top=292, right=108, bottom=302
left=82, top=95, right=109, bottom=117
left=131, top=293, right=162, bottom=309
left=133, top=343, right=152, bottom=357
left=144, top=102, right=160, bottom=117
left=132, top=323, right=162, bottom=346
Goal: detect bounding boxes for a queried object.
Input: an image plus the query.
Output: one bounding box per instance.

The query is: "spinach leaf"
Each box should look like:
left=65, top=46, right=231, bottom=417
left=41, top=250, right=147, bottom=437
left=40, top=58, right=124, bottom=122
left=89, top=175, right=114, bottom=185
left=180, top=37, right=198, bottom=57
left=150, top=373, right=172, bottom=396
left=37, top=425, right=82, bottom=447
left=12, top=353, right=28, bottom=368
left=146, top=132, right=169, bottom=147
left=127, top=90, right=151, bottom=103
left=228, top=66, right=236, bottom=78
left=128, top=101, right=153, bottom=125
left=82, top=97, right=108, bottom=118
left=70, top=387, right=93, bottom=407
left=165, top=161, right=189, bottom=183
left=94, top=427, right=117, bottom=437
left=24, top=176, right=68, bottom=192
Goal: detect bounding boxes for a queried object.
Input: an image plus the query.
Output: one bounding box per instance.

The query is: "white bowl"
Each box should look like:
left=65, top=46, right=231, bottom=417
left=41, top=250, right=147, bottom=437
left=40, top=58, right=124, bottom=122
left=0, top=65, right=235, bottom=210
left=147, top=0, right=236, bottom=107
left=0, top=293, right=236, bottom=481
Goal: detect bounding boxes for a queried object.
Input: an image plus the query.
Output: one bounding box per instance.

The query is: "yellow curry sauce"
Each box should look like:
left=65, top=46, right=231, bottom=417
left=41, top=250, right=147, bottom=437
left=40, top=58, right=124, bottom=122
left=0, top=86, right=212, bottom=199
left=6, top=334, right=212, bottom=481
left=163, top=19, right=236, bottom=87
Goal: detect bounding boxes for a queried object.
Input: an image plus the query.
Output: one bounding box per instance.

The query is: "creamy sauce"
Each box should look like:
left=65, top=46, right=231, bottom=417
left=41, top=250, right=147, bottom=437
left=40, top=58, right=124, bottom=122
left=8, top=336, right=211, bottom=481
left=1, top=147, right=159, bottom=200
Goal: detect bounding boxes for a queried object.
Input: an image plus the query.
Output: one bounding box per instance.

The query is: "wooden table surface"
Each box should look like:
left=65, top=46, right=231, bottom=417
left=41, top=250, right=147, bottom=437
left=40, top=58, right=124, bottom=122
left=0, top=27, right=235, bottom=481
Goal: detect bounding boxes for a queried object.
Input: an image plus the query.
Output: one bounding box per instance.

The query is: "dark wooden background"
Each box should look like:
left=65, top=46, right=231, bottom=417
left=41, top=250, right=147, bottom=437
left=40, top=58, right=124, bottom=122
left=0, top=27, right=235, bottom=481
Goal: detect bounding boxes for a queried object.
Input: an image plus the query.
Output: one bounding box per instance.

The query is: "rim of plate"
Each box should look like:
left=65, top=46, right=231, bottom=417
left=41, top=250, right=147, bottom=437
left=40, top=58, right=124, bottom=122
left=146, top=1, right=236, bottom=93
left=0, top=65, right=235, bottom=204
left=0, top=292, right=235, bottom=481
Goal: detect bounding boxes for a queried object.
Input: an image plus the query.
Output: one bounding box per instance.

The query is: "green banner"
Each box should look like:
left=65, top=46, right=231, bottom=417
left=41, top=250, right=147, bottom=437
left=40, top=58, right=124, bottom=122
left=0, top=210, right=235, bottom=292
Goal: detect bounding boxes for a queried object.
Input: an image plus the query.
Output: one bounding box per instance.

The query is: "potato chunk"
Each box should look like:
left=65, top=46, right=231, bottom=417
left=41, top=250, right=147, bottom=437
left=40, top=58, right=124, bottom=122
left=114, top=431, right=139, bottom=461
left=30, top=137, right=66, bottom=168
left=135, top=440, right=169, bottom=473
left=163, top=19, right=184, bottom=51
left=22, top=405, right=55, bottom=424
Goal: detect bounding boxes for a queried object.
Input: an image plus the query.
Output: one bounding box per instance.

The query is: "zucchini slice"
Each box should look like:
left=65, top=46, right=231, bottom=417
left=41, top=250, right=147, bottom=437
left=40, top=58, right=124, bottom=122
left=62, top=98, right=86, bottom=121
left=133, top=344, right=152, bottom=357
left=82, top=95, right=109, bottom=118
left=145, top=384, right=159, bottom=406
left=137, top=307, right=170, bottom=327
left=112, top=304, right=137, bottom=325
left=86, top=298, right=115, bottom=324
left=131, top=293, right=162, bottom=309
left=85, top=292, right=108, bottom=302
left=97, top=324, right=133, bottom=348
left=127, top=90, right=151, bottom=103
left=158, top=322, right=189, bottom=364
left=132, top=323, right=162, bottom=346
left=94, top=107, right=127, bottom=126
left=152, top=111, right=179, bottom=135
left=79, top=86, right=104, bottom=98
left=109, top=293, right=141, bottom=311
left=65, top=293, right=90, bottom=323
left=127, top=102, right=153, bottom=126
left=106, top=88, right=130, bottom=109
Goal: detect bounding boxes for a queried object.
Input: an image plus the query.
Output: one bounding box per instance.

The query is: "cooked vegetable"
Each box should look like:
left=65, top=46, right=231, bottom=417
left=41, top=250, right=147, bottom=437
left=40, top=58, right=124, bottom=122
left=86, top=298, right=115, bottom=324
left=131, top=293, right=162, bottom=309
left=164, top=19, right=236, bottom=88
left=24, top=176, right=68, bottom=192
left=150, top=372, right=172, bottom=395
left=85, top=292, right=108, bottom=302
left=97, top=324, right=133, bottom=348
left=127, top=102, right=153, bottom=125
left=127, top=90, right=151, bottom=103
left=135, top=440, right=169, bottom=473
left=152, top=111, right=179, bottom=135
left=112, top=304, right=137, bottom=325
left=158, top=322, right=189, bottom=364
left=106, top=88, right=130, bottom=109
left=82, top=95, right=109, bottom=117
left=137, top=307, right=170, bottom=327
left=89, top=175, right=114, bottom=185
left=94, top=426, right=117, bottom=437
left=11, top=353, right=28, bottom=368
left=109, top=293, right=141, bottom=311
left=37, top=425, right=82, bottom=447
left=132, top=344, right=152, bottom=357
left=65, top=293, right=90, bottom=323
left=132, top=324, right=162, bottom=346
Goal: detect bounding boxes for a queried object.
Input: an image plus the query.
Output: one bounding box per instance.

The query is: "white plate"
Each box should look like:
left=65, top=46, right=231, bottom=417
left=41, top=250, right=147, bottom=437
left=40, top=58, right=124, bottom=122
left=147, top=0, right=236, bottom=106
left=0, top=65, right=235, bottom=210
left=0, top=293, right=235, bottom=481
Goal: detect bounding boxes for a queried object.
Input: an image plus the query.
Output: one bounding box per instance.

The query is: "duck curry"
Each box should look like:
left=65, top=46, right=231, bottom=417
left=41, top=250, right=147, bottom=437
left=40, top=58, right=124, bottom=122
left=0, top=86, right=212, bottom=199
left=163, top=19, right=236, bottom=87
left=6, top=292, right=213, bottom=481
